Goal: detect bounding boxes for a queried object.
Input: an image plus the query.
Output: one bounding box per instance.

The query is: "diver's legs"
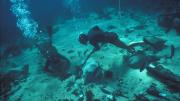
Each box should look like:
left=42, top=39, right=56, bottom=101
left=110, top=39, right=135, bottom=53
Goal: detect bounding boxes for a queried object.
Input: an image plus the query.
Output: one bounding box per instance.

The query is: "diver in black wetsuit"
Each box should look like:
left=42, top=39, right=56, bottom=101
left=78, top=26, right=134, bottom=53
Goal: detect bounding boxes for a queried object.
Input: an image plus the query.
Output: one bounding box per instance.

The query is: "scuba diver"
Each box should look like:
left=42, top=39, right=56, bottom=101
left=76, top=26, right=135, bottom=78
left=79, top=26, right=134, bottom=53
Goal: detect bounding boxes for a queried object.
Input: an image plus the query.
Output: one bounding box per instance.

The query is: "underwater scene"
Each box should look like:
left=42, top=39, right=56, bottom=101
left=0, top=0, right=180, bottom=101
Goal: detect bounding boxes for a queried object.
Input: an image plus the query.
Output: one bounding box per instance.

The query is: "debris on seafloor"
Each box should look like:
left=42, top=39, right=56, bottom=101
left=37, top=42, right=71, bottom=79
left=0, top=65, right=29, bottom=100
left=147, top=64, right=180, bottom=92
left=67, top=50, right=75, bottom=54
left=104, top=70, right=113, bottom=79
left=146, top=83, right=170, bottom=100
left=78, top=96, right=84, bottom=101
left=106, top=25, right=117, bottom=30
left=125, top=24, right=147, bottom=33
left=86, top=90, right=94, bottom=101
left=82, top=58, right=104, bottom=84
left=143, top=36, right=166, bottom=51
left=113, top=89, right=129, bottom=99
left=2, top=44, right=22, bottom=59
left=129, top=36, right=167, bottom=53
left=99, top=86, right=117, bottom=101
left=100, top=86, right=115, bottom=95
left=134, top=94, right=150, bottom=101
left=123, top=50, right=160, bottom=72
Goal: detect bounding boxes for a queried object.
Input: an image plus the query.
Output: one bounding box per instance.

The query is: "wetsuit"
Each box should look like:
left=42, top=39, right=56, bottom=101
left=87, top=26, right=132, bottom=52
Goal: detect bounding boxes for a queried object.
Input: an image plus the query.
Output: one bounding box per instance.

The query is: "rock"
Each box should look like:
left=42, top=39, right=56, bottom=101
left=106, top=94, right=116, bottom=101
left=143, top=36, right=166, bottom=51
left=133, top=24, right=146, bottom=30
left=147, top=64, right=180, bottom=92
left=125, top=28, right=134, bottom=33
left=113, top=89, right=128, bottom=98
left=67, top=50, right=74, bottom=54
left=72, top=89, right=80, bottom=97
left=83, top=58, right=98, bottom=76
left=0, top=66, right=29, bottom=100
left=38, top=42, right=70, bottom=79
left=82, top=58, right=104, bottom=83
left=93, top=99, right=101, bottom=101
left=2, top=44, right=22, bottom=58
left=146, top=84, right=161, bottom=97
left=101, top=86, right=115, bottom=95
left=125, top=24, right=146, bottom=34
left=104, top=70, right=113, bottom=79
left=78, top=97, right=84, bottom=101
left=134, top=94, right=150, bottom=101
left=123, top=51, right=160, bottom=72
left=106, top=25, right=116, bottom=30
left=86, top=90, right=94, bottom=101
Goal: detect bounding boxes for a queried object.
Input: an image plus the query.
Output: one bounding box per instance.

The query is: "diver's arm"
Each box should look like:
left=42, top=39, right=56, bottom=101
left=111, top=39, right=135, bottom=53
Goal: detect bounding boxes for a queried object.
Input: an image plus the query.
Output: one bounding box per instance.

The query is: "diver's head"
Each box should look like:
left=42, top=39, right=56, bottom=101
left=79, top=33, right=88, bottom=45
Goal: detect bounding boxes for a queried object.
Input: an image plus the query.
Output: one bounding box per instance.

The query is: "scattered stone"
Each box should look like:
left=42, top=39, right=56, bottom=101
left=66, top=87, right=71, bottom=92
left=78, top=97, right=84, bottom=101
left=125, top=24, right=146, bottom=34
left=83, top=58, right=104, bottom=83
left=123, top=51, right=160, bottom=72
left=86, top=90, right=94, bottom=101
left=101, top=86, right=115, bottom=95
left=37, top=42, right=70, bottom=79
left=146, top=84, right=161, bottom=97
left=134, top=94, right=150, bottom=101
left=72, top=89, right=79, bottom=97
left=133, top=24, right=146, bottom=30
left=147, top=65, right=180, bottom=92
left=113, top=89, right=128, bottom=98
left=125, top=28, right=134, bottom=33
left=93, top=99, right=101, bottom=101
left=67, top=50, right=74, bottom=54
left=0, top=65, right=29, bottom=100
left=106, top=94, right=114, bottom=101
left=107, top=25, right=116, bottom=30
left=104, top=70, right=113, bottom=79
left=143, top=36, right=166, bottom=51
left=2, top=44, right=22, bottom=58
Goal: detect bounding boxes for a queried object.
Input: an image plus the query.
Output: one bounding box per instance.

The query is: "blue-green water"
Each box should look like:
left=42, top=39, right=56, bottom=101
left=0, top=0, right=180, bottom=101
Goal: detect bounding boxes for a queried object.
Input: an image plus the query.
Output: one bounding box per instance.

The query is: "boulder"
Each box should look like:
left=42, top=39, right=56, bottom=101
left=143, top=36, right=166, bottom=51
left=82, top=58, right=104, bottom=83
left=147, top=65, right=180, bottom=91
left=37, top=42, right=70, bottom=79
